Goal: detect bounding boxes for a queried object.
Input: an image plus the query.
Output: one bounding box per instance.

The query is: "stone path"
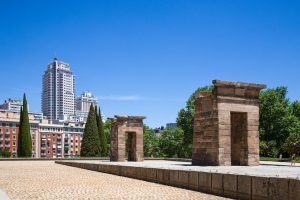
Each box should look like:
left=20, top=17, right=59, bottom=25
left=0, top=161, right=228, bottom=200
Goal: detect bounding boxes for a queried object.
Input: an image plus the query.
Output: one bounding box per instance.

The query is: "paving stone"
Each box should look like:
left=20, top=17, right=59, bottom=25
left=0, top=161, right=229, bottom=200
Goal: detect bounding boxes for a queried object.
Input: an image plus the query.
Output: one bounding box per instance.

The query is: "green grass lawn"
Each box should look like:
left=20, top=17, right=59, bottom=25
left=260, top=157, right=299, bottom=162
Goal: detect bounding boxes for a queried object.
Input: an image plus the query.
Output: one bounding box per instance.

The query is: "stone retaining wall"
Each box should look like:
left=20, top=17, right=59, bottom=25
left=55, top=161, right=300, bottom=200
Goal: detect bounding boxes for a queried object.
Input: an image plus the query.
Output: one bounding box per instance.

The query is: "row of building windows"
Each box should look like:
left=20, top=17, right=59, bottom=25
left=63, top=128, right=83, bottom=132
left=1, top=128, right=79, bottom=135
left=1, top=124, right=45, bottom=130
left=40, top=127, right=63, bottom=132
left=0, top=129, right=16, bottom=134
left=1, top=123, right=17, bottom=127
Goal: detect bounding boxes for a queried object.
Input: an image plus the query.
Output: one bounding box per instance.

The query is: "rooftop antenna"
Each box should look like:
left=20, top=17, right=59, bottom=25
left=53, top=52, right=58, bottom=61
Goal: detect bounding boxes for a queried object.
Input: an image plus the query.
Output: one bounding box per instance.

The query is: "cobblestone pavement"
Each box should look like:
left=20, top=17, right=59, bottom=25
left=0, top=161, right=229, bottom=200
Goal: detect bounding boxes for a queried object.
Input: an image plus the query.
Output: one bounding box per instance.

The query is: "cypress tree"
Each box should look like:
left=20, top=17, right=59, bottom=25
left=81, top=105, right=101, bottom=157
left=17, top=106, right=23, bottom=157
left=95, top=105, right=98, bottom=120
left=18, top=94, right=32, bottom=157
left=97, top=107, right=108, bottom=156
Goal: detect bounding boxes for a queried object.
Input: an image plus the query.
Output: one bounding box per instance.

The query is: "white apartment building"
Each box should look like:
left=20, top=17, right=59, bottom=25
left=76, top=91, right=98, bottom=112
left=0, top=99, right=23, bottom=111
left=42, top=58, right=75, bottom=121
left=0, top=99, right=42, bottom=121
left=74, top=91, right=98, bottom=122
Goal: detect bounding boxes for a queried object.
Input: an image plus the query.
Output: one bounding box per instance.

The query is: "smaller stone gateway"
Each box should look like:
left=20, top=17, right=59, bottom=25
left=110, top=115, right=146, bottom=162
left=192, top=80, right=266, bottom=166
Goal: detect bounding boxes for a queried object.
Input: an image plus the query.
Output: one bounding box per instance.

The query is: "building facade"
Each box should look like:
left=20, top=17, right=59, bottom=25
left=166, top=123, right=177, bottom=130
left=0, top=99, right=23, bottom=111
left=63, top=121, right=84, bottom=158
left=0, top=110, right=84, bottom=158
left=39, top=120, right=64, bottom=158
left=42, top=58, right=75, bottom=121
left=0, top=99, right=43, bottom=121
left=76, top=91, right=98, bottom=113
left=0, top=110, right=39, bottom=157
left=74, top=91, right=98, bottom=122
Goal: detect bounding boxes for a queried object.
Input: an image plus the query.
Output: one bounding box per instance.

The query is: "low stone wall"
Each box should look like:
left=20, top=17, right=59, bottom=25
left=55, top=161, right=299, bottom=200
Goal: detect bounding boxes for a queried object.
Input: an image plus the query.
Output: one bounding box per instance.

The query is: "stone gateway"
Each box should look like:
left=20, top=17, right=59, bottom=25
left=110, top=115, right=146, bottom=162
left=192, top=80, right=266, bottom=166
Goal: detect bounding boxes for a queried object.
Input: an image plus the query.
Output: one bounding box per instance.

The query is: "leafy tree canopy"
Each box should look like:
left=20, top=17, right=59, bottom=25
left=177, top=86, right=213, bottom=145
left=258, top=86, right=300, bottom=158
left=158, top=128, right=185, bottom=158
left=291, top=101, right=300, bottom=120
left=143, top=126, right=160, bottom=157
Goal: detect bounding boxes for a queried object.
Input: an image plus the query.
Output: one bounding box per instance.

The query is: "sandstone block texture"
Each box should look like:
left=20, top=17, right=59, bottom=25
left=192, top=80, right=266, bottom=166
left=289, top=179, right=300, bottom=200
left=252, top=176, right=269, bottom=200
left=110, top=115, right=146, bottom=162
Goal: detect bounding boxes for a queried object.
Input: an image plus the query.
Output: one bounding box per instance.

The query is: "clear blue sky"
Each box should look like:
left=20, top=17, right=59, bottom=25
left=0, top=0, right=299, bottom=128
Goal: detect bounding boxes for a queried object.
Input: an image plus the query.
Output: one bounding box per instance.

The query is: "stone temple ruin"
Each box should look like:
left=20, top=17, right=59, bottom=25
left=110, top=115, right=146, bottom=162
left=109, top=80, right=266, bottom=166
left=192, top=80, right=266, bottom=166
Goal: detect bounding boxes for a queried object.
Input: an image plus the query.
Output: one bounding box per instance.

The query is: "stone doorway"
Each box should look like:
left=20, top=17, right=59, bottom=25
left=192, top=80, right=266, bottom=166
left=126, top=132, right=137, bottom=161
left=110, top=115, right=145, bottom=162
left=230, top=112, right=248, bottom=165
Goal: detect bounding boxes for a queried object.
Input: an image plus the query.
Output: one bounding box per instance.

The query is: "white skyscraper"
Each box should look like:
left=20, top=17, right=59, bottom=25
left=42, top=58, right=75, bottom=121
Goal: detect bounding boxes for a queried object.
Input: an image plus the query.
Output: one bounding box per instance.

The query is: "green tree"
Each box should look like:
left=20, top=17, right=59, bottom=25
left=259, top=87, right=300, bottom=156
left=177, top=86, right=213, bottom=148
left=158, top=128, right=185, bottom=158
left=0, top=150, right=11, bottom=158
left=104, top=118, right=112, bottom=144
left=17, top=106, right=23, bottom=157
left=259, top=140, right=278, bottom=158
left=283, top=132, right=300, bottom=156
left=260, top=86, right=300, bottom=157
left=81, top=105, right=101, bottom=157
left=104, top=118, right=112, bottom=154
left=17, top=94, right=32, bottom=157
left=291, top=101, right=300, bottom=120
left=143, top=126, right=160, bottom=157
left=95, top=105, right=98, bottom=122
left=97, top=107, right=108, bottom=156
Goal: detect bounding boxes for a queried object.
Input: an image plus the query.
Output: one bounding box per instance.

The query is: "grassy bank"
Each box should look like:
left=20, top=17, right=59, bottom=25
left=260, top=157, right=299, bottom=162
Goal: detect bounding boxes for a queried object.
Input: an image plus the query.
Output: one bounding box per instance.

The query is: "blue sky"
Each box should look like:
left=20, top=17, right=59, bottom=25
left=0, top=0, right=299, bottom=128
